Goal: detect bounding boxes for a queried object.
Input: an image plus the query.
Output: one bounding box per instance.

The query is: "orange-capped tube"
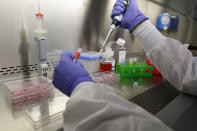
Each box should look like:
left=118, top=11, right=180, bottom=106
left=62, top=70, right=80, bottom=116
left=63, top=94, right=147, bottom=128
left=73, top=48, right=83, bottom=63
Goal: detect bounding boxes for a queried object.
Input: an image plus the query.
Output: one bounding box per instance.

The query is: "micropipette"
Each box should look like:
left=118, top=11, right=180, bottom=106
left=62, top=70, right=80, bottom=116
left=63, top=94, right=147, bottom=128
left=98, top=0, right=130, bottom=59
left=73, top=48, right=83, bottom=63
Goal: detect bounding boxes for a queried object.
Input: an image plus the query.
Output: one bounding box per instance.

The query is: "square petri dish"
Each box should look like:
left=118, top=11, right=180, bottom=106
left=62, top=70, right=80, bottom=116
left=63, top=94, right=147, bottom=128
left=24, top=94, right=69, bottom=129
left=4, top=77, right=54, bottom=106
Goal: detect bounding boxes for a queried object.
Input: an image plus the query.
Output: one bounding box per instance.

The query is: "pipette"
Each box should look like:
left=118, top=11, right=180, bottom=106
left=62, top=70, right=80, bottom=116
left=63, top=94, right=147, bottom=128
left=98, top=0, right=130, bottom=59
left=73, top=48, right=83, bottom=63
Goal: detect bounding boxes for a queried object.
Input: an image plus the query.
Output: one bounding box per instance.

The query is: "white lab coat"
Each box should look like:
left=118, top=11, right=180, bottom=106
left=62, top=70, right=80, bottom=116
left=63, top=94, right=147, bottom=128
left=63, top=82, right=172, bottom=131
left=134, top=20, right=197, bottom=96
left=63, top=20, right=197, bottom=131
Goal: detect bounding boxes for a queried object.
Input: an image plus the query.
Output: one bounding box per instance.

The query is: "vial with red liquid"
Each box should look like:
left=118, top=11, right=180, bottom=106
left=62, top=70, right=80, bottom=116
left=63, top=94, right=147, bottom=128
left=99, top=48, right=114, bottom=72
left=100, top=61, right=112, bottom=72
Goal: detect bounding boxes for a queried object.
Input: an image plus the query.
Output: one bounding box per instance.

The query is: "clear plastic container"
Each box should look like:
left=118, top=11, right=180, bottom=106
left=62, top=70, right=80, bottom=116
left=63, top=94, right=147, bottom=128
left=100, top=47, right=115, bottom=72
left=79, top=51, right=102, bottom=73
left=24, top=95, right=69, bottom=129
left=33, top=13, right=47, bottom=37
left=4, top=77, right=54, bottom=106
left=90, top=72, right=120, bottom=84
left=35, top=13, right=44, bottom=30
left=111, top=38, right=127, bottom=64
left=100, top=60, right=113, bottom=72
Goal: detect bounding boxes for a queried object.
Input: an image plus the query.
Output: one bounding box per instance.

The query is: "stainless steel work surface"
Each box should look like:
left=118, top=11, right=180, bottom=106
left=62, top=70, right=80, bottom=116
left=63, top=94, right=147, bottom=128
left=129, top=81, right=180, bottom=114
left=108, top=75, right=180, bottom=115
left=0, top=73, right=180, bottom=131
left=110, top=75, right=164, bottom=99
left=0, top=74, right=69, bottom=131
left=156, top=94, right=197, bottom=131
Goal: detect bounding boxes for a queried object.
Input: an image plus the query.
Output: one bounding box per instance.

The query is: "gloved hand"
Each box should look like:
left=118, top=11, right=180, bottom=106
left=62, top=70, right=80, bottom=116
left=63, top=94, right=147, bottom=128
left=52, top=52, right=93, bottom=96
left=111, top=0, right=148, bottom=32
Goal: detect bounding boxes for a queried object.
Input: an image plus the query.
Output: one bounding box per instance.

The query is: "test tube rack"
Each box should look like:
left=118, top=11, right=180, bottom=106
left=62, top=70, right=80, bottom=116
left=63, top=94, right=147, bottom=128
left=116, top=63, right=154, bottom=78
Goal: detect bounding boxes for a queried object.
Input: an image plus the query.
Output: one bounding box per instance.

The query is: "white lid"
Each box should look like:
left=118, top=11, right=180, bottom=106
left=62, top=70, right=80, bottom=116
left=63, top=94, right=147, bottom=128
left=116, top=38, right=126, bottom=47
left=80, top=51, right=100, bottom=58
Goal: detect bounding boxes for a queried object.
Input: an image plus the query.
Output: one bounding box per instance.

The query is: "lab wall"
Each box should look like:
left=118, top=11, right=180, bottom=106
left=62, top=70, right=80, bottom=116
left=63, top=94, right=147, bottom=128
left=0, top=0, right=196, bottom=71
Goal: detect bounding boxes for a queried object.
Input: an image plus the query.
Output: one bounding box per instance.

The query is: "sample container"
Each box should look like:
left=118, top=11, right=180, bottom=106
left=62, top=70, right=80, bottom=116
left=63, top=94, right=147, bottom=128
left=79, top=51, right=102, bottom=73
left=99, top=62, right=112, bottom=72
left=4, top=77, right=54, bottom=106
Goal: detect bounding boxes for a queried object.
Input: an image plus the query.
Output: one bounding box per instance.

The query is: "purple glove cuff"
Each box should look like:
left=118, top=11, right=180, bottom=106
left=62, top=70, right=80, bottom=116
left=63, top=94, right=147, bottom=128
left=128, top=16, right=148, bottom=33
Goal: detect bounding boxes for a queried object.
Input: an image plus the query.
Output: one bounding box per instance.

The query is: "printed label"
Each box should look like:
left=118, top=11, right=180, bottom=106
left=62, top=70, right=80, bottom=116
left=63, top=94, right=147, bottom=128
left=118, top=51, right=126, bottom=64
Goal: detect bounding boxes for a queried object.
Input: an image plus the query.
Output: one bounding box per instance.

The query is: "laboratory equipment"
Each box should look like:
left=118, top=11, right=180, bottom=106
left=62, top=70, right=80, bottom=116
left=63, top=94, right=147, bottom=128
left=111, top=38, right=127, bottom=65
left=128, top=57, right=137, bottom=66
left=169, top=15, right=179, bottom=32
left=116, top=63, right=154, bottom=77
left=79, top=51, right=102, bottom=73
left=157, top=13, right=179, bottom=32
left=119, top=77, right=153, bottom=88
left=4, top=77, right=54, bottom=106
left=90, top=72, right=120, bottom=84
left=133, top=82, right=138, bottom=88
left=33, top=2, right=48, bottom=78
left=73, top=48, right=83, bottom=63
left=156, top=13, right=171, bottom=31
left=132, top=57, right=137, bottom=65
left=99, top=47, right=115, bottom=72
left=184, top=44, right=197, bottom=50
left=146, top=58, right=162, bottom=76
left=98, top=0, right=130, bottom=58
left=100, top=62, right=112, bottom=72
left=47, top=50, right=63, bottom=79
left=129, top=58, right=133, bottom=66
left=24, top=95, right=69, bottom=129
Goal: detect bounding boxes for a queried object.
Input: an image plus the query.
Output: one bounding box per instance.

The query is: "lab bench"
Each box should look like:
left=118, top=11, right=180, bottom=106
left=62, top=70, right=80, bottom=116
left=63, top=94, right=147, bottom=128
left=0, top=74, right=68, bottom=131
left=0, top=72, right=194, bottom=131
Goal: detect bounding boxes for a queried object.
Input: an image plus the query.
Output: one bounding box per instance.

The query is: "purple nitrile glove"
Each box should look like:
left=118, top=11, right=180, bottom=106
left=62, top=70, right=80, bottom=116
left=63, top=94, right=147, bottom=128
left=111, top=0, right=148, bottom=32
left=52, top=52, right=93, bottom=96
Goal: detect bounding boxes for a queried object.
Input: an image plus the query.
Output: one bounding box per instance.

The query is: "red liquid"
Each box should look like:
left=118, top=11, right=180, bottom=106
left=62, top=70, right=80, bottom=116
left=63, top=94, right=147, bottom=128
left=99, top=62, right=112, bottom=72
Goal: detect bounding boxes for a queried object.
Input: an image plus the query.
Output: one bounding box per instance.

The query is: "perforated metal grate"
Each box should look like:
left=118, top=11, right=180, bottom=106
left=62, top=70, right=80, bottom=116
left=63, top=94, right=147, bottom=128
left=0, top=51, right=61, bottom=77
left=0, top=64, right=39, bottom=76
left=129, top=82, right=180, bottom=114
left=0, top=63, right=57, bottom=77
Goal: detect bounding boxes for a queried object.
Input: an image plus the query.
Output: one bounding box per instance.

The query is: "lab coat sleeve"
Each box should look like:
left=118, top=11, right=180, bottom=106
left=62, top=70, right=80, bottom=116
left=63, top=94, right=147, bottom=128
left=133, top=20, right=197, bottom=96
left=63, top=82, right=172, bottom=131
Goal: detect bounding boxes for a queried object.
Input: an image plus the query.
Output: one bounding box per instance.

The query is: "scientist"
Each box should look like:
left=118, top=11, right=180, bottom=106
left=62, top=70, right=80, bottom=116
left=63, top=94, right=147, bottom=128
left=53, top=0, right=197, bottom=130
